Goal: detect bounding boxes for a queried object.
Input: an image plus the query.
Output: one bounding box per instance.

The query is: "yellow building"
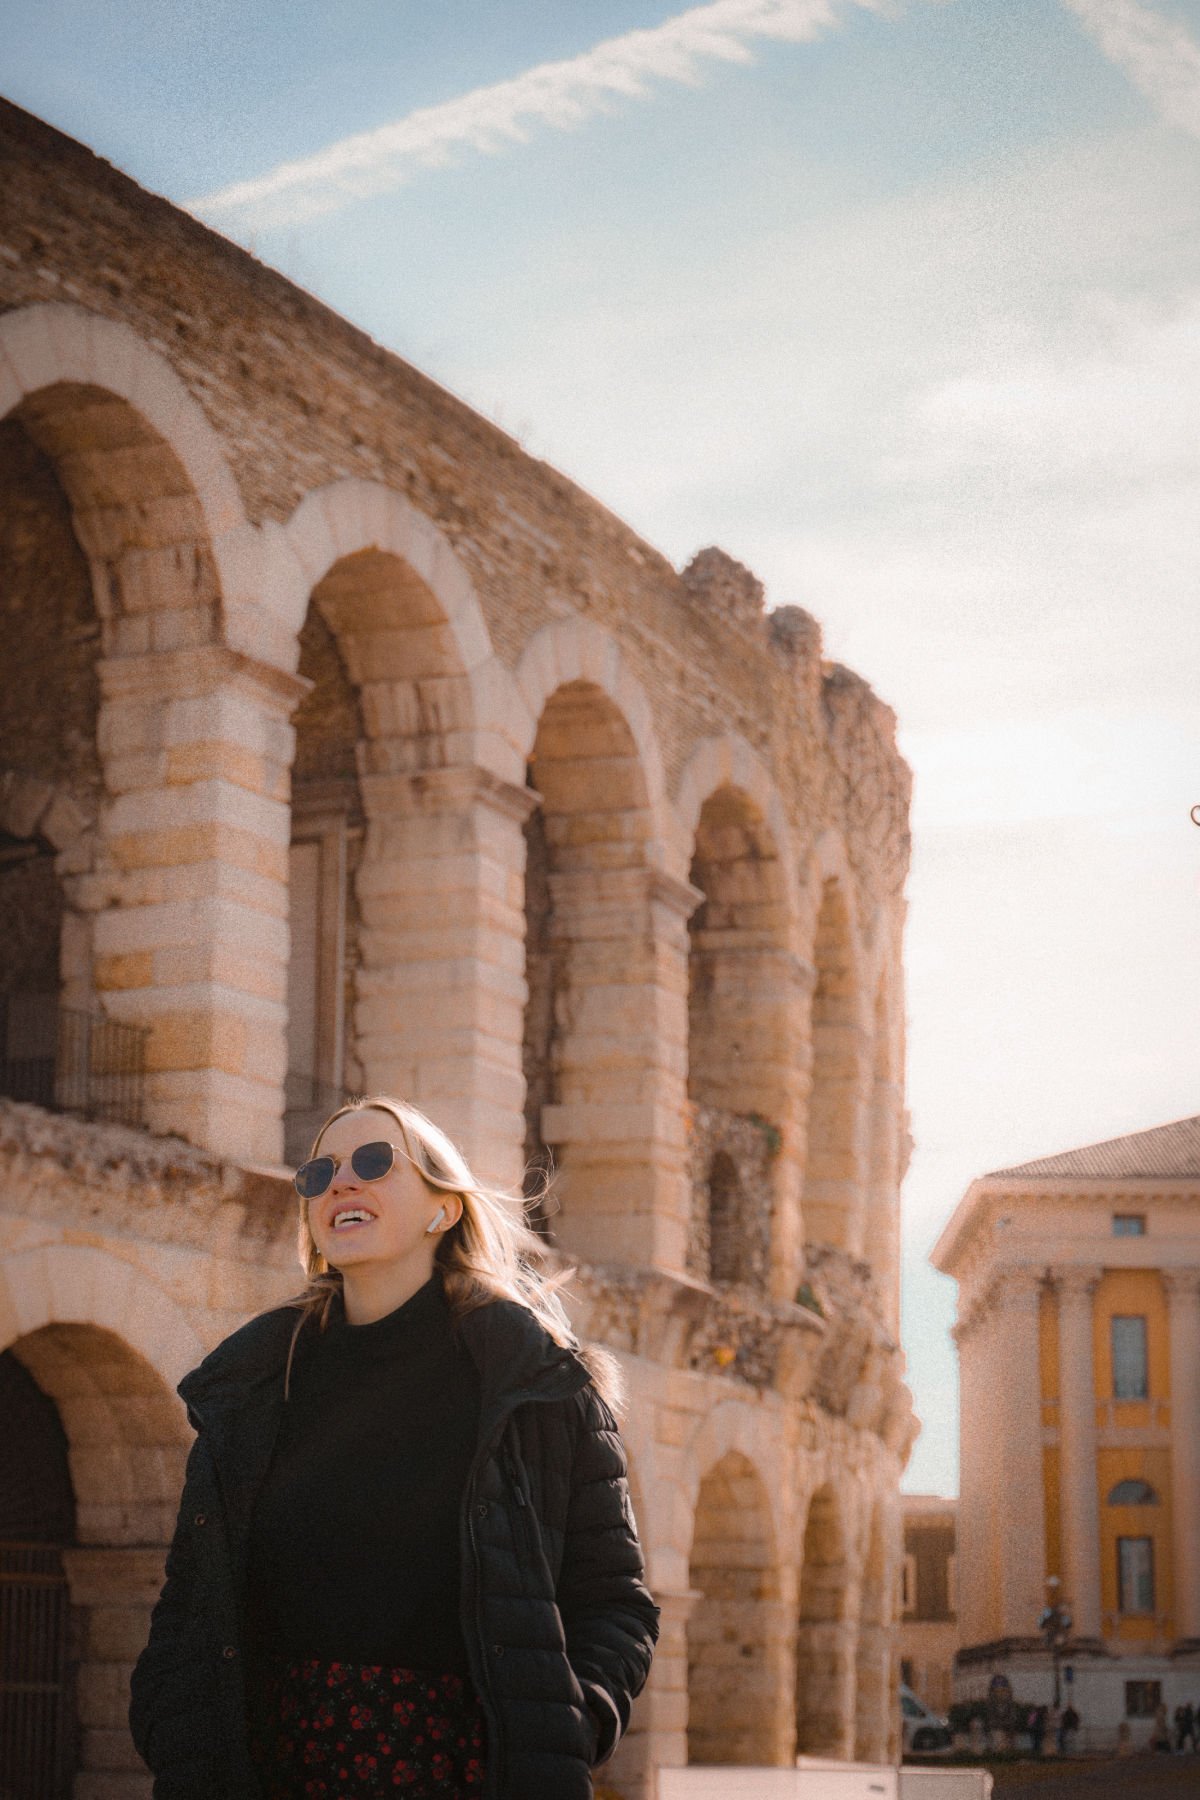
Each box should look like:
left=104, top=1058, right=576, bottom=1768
left=932, top=1115, right=1200, bottom=1749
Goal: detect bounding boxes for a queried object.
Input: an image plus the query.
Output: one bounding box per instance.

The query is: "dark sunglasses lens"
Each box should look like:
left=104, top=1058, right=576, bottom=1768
left=351, top=1141, right=396, bottom=1182
left=294, top=1156, right=336, bottom=1200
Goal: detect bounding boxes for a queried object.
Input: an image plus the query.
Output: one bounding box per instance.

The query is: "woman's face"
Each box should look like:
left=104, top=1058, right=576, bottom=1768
left=307, top=1108, right=446, bottom=1274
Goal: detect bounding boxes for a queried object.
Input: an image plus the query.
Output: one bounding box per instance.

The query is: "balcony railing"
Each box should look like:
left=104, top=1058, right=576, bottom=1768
left=0, top=993, right=147, bottom=1131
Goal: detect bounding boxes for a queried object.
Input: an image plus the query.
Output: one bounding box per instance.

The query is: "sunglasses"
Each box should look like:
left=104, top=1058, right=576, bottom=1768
left=293, top=1140, right=407, bottom=1201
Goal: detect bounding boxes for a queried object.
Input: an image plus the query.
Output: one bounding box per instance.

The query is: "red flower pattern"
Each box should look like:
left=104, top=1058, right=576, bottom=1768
left=251, top=1660, right=486, bottom=1797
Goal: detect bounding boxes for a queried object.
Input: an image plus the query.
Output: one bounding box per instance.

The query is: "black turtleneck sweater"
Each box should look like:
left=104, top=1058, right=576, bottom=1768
left=245, top=1275, right=482, bottom=1673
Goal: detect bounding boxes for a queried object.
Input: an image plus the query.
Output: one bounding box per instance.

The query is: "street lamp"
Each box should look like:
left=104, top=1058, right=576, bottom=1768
left=1038, top=1576, right=1073, bottom=1709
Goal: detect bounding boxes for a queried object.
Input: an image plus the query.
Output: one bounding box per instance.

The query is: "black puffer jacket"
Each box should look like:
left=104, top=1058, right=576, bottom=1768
left=129, top=1290, right=658, bottom=1799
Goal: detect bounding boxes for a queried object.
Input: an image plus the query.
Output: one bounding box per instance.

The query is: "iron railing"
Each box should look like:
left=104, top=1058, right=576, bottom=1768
left=0, top=994, right=147, bottom=1130
left=0, top=1542, right=73, bottom=1800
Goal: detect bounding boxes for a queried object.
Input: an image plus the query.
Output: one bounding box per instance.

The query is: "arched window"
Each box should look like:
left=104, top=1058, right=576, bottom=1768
left=1107, top=1479, right=1159, bottom=1506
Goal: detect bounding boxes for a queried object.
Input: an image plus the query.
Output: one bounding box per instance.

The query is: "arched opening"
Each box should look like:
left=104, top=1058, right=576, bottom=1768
left=289, top=543, right=481, bottom=1155
left=687, top=1451, right=782, bottom=1765
left=0, top=376, right=296, bottom=1158
left=795, top=1485, right=853, bottom=1757
left=0, top=401, right=110, bottom=1125
left=522, top=679, right=656, bottom=1262
left=801, top=878, right=867, bottom=1254
left=854, top=1507, right=892, bottom=1762
left=285, top=591, right=367, bottom=1160
left=1107, top=1479, right=1159, bottom=1505
left=686, top=787, right=796, bottom=1291
left=4, top=1322, right=191, bottom=1795
left=0, top=1347, right=77, bottom=1798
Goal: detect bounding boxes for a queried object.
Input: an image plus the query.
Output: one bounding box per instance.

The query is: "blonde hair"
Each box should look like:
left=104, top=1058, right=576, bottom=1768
left=278, top=1094, right=623, bottom=1413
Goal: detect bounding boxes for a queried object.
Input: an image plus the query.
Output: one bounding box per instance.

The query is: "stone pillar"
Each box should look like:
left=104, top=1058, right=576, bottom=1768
left=795, top=1616, right=859, bottom=1758
left=62, top=1545, right=167, bottom=1793
left=354, top=765, right=534, bottom=1186
left=1053, top=1265, right=1103, bottom=1639
left=854, top=1618, right=892, bottom=1762
left=864, top=1071, right=904, bottom=1335
left=94, top=646, right=304, bottom=1165
left=993, top=1266, right=1048, bottom=1638
left=541, top=867, right=700, bottom=1276
left=1163, top=1270, right=1200, bottom=1645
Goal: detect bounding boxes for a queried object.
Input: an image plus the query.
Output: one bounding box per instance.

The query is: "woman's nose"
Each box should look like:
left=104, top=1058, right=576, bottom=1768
left=328, top=1157, right=361, bottom=1193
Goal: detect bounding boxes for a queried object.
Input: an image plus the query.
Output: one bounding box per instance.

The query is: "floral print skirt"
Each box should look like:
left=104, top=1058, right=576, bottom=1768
left=249, top=1658, right=488, bottom=1798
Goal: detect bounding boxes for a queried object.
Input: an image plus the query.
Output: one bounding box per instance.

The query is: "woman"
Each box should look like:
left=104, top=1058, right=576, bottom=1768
left=129, top=1095, right=658, bottom=1799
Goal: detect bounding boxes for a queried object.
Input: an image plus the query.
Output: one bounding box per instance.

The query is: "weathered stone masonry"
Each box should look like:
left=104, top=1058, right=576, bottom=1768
left=0, top=99, right=915, bottom=1798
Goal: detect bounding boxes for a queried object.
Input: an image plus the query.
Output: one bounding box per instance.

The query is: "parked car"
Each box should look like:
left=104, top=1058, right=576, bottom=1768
left=900, top=1684, right=953, bottom=1754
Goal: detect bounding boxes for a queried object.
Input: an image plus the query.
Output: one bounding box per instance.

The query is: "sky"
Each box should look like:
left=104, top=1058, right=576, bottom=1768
left=7, top=0, right=1200, bottom=1495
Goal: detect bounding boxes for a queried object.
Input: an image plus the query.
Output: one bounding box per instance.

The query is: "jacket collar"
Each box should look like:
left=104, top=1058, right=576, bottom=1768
left=177, top=1282, right=590, bottom=1426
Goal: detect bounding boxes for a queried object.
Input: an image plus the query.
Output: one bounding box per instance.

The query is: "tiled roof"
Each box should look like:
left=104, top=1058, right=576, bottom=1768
left=989, top=1115, right=1200, bottom=1181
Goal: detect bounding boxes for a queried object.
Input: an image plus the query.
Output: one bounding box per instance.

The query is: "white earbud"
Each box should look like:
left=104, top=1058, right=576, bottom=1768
left=426, top=1206, right=446, bottom=1235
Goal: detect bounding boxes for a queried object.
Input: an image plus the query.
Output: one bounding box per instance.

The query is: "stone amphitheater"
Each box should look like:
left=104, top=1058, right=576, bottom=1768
left=0, top=99, right=917, bottom=1799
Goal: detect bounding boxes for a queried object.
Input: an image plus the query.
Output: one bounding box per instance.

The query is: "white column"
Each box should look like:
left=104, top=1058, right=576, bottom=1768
left=952, top=1297, right=991, bottom=1646
left=994, top=1266, right=1049, bottom=1638
left=1053, top=1265, right=1103, bottom=1639
left=1163, top=1270, right=1200, bottom=1644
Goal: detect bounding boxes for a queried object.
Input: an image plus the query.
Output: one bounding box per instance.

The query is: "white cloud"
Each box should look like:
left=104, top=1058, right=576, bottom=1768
left=1062, top=0, right=1200, bottom=137
left=893, top=291, right=1200, bottom=491
left=187, top=0, right=888, bottom=228
left=900, top=712, right=1200, bottom=833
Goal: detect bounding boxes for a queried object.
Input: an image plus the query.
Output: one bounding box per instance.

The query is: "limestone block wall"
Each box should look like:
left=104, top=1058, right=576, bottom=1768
left=0, top=97, right=916, bottom=1798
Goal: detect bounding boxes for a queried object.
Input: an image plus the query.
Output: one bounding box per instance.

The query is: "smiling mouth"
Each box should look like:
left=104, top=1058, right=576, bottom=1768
left=331, top=1209, right=376, bottom=1230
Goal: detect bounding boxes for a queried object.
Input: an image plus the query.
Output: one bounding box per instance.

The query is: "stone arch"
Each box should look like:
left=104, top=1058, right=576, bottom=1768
left=800, top=837, right=869, bottom=1256
left=0, top=1243, right=205, bottom=1399
left=673, top=734, right=799, bottom=923
left=513, top=620, right=673, bottom=862
left=278, top=478, right=493, bottom=737
left=687, top=1450, right=785, bottom=1766
left=0, top=302, right=249, bottom=568
left=854, top=1502, right=894, bottom=1762
left=278, top=482, right=536, bottom=1176
left=0, top=306, right=299, bottom=1163
left=795, top=1482, right=855, bottom=1757
left=0, top=1242, right=199, bottom=1794
left=521, top=673, right=669, bottom=1262
left=682, top=762, right=804, bottom=1300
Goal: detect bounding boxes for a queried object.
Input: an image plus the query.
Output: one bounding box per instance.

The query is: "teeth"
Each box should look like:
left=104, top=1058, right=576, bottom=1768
left=333, top=1211, right=373, bottom=1227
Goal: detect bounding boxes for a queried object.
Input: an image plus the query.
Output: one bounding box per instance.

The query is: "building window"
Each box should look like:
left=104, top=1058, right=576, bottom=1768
left=1108, top=1479, right=1159, bottom=1505
left=1112, top=1214, right=1146, bottom=1236
left=900, top=1658, right=914, bottom=1690
left=1111, top=1315, right=1149, bottom=1399
left=946, top=1553, right=957, bottom=1616
left=1126, top=1680, right=1161, bottom=1718
left=1117, top=1537, right=1155, bottom=1614
left=901, top=1552, right=917, bottom=1615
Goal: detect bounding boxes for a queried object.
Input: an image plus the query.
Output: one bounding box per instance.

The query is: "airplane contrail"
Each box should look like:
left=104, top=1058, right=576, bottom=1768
left=187, top=0, right=891, bottom=229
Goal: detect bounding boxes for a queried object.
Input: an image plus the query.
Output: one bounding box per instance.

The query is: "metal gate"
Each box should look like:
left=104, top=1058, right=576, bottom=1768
left=0, top=1542, right=73, bottom=1800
